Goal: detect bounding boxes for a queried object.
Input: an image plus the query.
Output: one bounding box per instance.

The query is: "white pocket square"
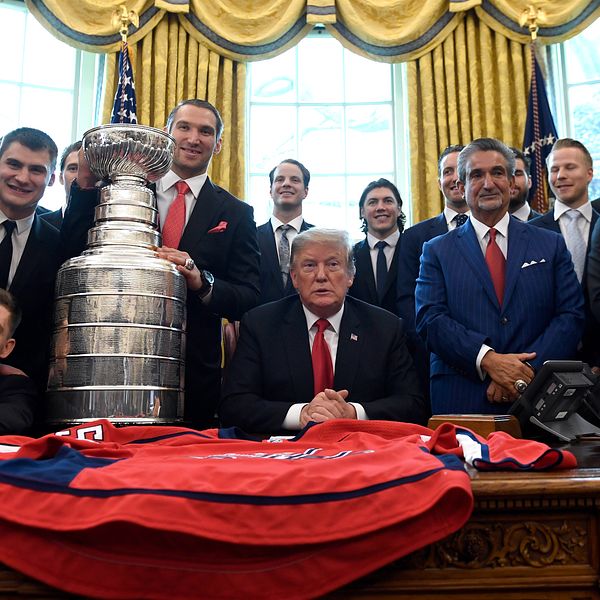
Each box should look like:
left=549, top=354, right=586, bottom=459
left=521, top=258, right=546, bottom=269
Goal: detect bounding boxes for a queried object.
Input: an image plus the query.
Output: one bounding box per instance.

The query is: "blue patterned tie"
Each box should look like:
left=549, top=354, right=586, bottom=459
left=563, top=210, right=586, bottom=282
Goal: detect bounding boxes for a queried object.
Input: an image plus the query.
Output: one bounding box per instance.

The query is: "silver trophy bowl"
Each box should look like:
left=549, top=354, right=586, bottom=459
left=47, top=124, right=187, bottom=426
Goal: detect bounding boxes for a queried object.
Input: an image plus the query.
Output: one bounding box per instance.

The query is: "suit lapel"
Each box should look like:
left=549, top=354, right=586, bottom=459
left=179, top=178, right=221, bottom=251
left=504, top=218, right=529, bottom=309
left=355, top=240, right=377, bottom=302
left=283, top=300, right=314, bottom=401
left=380, top=241, right=400, bottom=299
left=432, top=213, right=448, bottom=236
left=457, top=222, right=499, bottom=308
left=10, top=217, right=43, bottom=293
left=334, top=301, right=361, bottom=391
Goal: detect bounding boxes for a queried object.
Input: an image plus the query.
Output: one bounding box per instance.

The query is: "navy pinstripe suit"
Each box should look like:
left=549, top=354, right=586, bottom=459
left=415, top=217, right=585, bottom=414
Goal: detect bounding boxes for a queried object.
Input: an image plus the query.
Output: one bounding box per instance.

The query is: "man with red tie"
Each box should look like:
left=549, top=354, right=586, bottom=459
left=219, top=228, right=426, bottom=434
left=415, top=138, right=584, bottom=415
left=68, top=100, right=260, bottom=427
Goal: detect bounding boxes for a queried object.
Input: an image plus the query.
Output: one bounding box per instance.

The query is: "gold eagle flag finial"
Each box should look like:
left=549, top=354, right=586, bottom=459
left=112, top=5, right=140, bottom=43
left=519, top=4, right=546, bottom=42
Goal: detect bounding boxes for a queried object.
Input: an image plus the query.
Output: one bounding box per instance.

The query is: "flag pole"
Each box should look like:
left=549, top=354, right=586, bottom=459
left=110, top=6, right=139, bottom=125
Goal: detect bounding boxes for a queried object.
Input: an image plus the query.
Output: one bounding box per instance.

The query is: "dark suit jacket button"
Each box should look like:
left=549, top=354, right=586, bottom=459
left=500, top=316, right=509, bottom=325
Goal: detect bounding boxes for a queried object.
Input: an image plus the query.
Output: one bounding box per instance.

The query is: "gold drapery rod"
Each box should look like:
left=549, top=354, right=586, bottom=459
left=519, top=4, right=546, bottom=42
left=112, top=5, right=140, bottom=43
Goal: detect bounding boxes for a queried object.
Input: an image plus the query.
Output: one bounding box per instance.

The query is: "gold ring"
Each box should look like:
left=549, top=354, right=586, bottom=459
left=184, top=258, right=195, bottom=271
left=514, top=379, right=528, bottom=394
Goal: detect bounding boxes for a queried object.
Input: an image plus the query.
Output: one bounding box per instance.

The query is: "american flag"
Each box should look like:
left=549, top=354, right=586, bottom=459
left=110, top=41, right=138, bottom=124
left=522, top=44, right=558, bottom=213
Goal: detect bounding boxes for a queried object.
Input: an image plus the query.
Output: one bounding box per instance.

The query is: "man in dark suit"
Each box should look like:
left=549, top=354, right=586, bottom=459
left=0, top=127, right=62, bottom=394
left=256, top=159, right=313, bottom=305
left=396, top=145, right=466, bottom=330
left=41, top=140, right=81, bottom=229
left=509, top=148, right=541, bottom=221
left=0, top=288, right=38, bottom=433
left=220, top=228, right=426, bottom=434
left=416, top=138, right=584, bottom=415
left=72, top=99, right=260, bottom=426
left=530, top=138, right=599, bottom=369
left=349, top=178, right=404, bottom=315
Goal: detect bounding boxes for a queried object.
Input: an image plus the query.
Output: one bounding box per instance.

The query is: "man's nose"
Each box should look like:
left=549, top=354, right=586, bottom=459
left=482, top=172, right=494, bottom=187
left=315, top=263, right=328, bottom=279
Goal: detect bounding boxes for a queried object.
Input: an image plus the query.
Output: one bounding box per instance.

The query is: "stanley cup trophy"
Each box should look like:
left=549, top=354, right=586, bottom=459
left=46, top=124, right=187, bottom=425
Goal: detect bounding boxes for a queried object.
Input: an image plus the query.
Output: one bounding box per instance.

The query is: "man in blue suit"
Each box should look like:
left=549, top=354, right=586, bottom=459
left=256, top=159, right=313, bottom=306
left=396, top=145, right=467, bottom=330
left=416, top=138, right=584, bottom=415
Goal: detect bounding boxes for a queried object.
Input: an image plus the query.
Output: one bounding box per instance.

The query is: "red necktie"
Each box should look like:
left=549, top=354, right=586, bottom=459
left=485, top=227, right=505, bottom=306
left=312, top=318, right=334, bottom=395
left=162, top=180, right=190, bottom=248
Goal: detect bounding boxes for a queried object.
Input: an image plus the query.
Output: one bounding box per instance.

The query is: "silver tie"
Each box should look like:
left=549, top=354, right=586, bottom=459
left=279, top=224, right=292, bottom=286
left=563, top=209, right=586, bottom=282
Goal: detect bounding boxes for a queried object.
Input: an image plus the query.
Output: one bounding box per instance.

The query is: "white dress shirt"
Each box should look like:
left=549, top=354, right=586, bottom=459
left=156, top=170, right=208, bottom=230
left=366, top=230, right=399, bottom=287
left=554, top=199, right=593, bottom=250
left=270, top=214, right=304, bottom=261
left=444, top=206, right=470, bottom=231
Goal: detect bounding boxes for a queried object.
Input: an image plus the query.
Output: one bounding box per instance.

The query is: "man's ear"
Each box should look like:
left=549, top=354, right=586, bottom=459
left=48, top=173, right=55, bottom=187
left=457, top=180, right=465, bottom=197
left=0, top=337, right=15, bottom=360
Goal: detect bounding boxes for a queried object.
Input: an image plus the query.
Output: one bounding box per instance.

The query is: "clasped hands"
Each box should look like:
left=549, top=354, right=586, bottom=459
left=299, top=389, right=357, bottom=427
left=481, top=350, right=536, bottom=404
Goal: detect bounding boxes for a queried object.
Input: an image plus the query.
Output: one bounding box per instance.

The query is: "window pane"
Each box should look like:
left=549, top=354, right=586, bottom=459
left=299, top=105, right=344, bottom=173
left=250, top=50, right=297, bottom=104
left=248, top=175, right=272, bottom=226
left=346, top=105, right=394, bottom=173
left=0, top=7, right=25, bottom=81
left=0, top=84, right=21, bottom=134
left=298, top=37, right=343, bottom=103
left=563, top=20, right=600, bottom=85
left=22, top=16, right=76, bottom=89
left=344, top=52, right=392, bottom=102
left=249, top=105, right=297, bottom=171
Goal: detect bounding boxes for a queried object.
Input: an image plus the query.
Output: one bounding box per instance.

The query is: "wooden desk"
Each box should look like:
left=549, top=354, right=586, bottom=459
left=2, top=443, right=600, bottom=599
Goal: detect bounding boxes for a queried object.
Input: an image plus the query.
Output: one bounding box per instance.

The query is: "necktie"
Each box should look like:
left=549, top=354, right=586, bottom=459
left=485, top=228, right=505, bottom=306
left=375, top=240, right=388, bottom=300
left=278, top=224, right=292, bottom=286
left=162, top=180, right=190, bottom=248
left=0, top=220, right=17, bottom=289
left=312, top=318, right=334, bottom=395
left=563, top=209, right=586, bottom=283
left=454, top=213, right=468, bottom=227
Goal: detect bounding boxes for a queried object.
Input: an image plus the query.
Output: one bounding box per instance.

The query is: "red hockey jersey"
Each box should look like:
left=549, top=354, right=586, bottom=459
left=0, top=419, right=575, bottom=599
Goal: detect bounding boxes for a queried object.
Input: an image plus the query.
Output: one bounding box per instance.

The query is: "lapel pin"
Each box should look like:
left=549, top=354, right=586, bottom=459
left=350, top=333, right=358, bottom=342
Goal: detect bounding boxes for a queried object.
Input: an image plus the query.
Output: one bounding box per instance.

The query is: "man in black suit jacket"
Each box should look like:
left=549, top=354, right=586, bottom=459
left=396, top=145, right=467, bottom=329
left=348, top=178, right=404, bottom=315
left=256, top=159, right=313, bottom=305
left=73, top=100, right=260, bottom=426
left=530, top=138, right=599, bottom=368
left=41, top=140, right=81, bottom=230
left=509, top=148, right=542, bottom=221
left=0, top=288, right=38, bottom=433
left=0, top=127, right=62, bottom=394
left=220, top=228, right=426, bottom=434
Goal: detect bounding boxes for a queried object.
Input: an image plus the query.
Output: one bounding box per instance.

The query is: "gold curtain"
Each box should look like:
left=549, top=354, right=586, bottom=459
left=407, top=13, right=530, bottom=222
left=101, top=13, right=245, bottom=197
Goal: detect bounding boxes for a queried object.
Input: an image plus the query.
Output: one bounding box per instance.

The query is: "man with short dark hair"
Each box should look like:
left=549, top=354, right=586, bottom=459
left=349, top=178, right=404, bottom=315
left=396, top=144, right=467, bottom=330
left=69, top=99, right=260, bottom=426
left=530, top=137, right=599, bottom=368
left=220, top=228, right=426, bottom=433
left=0, top=127, right=62, bottom=392
left=416, top=138, right=584, bottom=414
left=0, top=288, right=38, bottom=433
left=256, top=159, right=313, bottom=305
left=42, top=140, right=82, bottom=229
left=509, top=147, right=541, bottom=221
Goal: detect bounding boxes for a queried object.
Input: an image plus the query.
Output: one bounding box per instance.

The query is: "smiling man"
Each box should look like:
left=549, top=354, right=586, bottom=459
left=415, top=138, right=584, bottom=415
left=349, top=178, right=405, bottom=314
left=220, top=228, right=426, bottom=434
left=256, top=159, right=313, bottom=305
left=0, top=127, right=63, bottom=393
left=68, top=99, right=260, bottom=427
left=530, top=138, right=599, bottom=370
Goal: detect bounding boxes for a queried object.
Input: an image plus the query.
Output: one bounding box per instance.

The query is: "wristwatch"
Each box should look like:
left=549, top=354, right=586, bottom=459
left=197, top=269, right=214, bottom=299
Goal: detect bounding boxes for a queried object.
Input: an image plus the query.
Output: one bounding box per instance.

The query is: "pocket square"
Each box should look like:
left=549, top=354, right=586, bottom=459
left=521, top=258, right=546, bottom=269
left=208, top=221, right=228, bottom=234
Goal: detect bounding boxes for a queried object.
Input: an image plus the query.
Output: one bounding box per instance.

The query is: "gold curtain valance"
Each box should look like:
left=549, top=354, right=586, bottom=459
left=25, top=0, right=600, bottom=61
